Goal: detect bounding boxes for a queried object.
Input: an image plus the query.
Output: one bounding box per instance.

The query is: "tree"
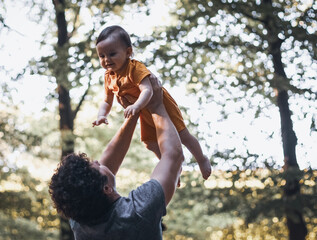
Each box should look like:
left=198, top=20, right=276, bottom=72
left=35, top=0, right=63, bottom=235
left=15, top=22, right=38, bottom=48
left=2, top=0, right=158, bottom=238
left=27, top=1, right=150, bottom=239
left=2, top=0, right=316, bottom=238
left=141, top=0, right=316, bottom=239
left=0, top=84, right=59, bottom=239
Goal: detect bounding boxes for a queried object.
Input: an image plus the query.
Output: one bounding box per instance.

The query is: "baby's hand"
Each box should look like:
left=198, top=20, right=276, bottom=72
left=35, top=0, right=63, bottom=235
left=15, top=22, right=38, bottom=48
left=124, top=105, right=140, bottom=118
left=92, top=116, right=109, bottom=127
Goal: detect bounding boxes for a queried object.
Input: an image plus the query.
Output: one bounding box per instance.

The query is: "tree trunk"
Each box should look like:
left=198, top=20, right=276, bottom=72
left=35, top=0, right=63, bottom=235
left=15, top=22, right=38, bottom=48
left=276, top=90, right=307, bottom=240
left=53, top=0, right=75, bottom=240
left=264, top=0, right=307, bottom=237
left=269, top=37, right=299, bottom=169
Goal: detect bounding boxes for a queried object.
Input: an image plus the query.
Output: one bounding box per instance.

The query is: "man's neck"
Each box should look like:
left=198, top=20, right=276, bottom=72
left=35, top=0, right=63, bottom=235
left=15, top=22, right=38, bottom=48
left=108, top=191, right=121, bottom=203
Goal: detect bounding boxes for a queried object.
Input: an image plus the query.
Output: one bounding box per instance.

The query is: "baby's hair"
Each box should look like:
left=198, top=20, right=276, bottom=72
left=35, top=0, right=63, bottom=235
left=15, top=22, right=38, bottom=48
left=96, top=25, right=132, bottom=48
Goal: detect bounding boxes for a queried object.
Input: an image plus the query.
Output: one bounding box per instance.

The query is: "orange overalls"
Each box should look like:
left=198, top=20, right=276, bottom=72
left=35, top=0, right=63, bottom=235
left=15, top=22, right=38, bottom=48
left=105, top=59, right=186, bottom=141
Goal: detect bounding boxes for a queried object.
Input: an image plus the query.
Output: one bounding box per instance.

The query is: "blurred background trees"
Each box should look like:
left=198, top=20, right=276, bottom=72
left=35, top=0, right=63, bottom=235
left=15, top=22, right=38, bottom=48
left=1, top=0, right=316, bottom=239
left=139, top=1, right=317, bottom=239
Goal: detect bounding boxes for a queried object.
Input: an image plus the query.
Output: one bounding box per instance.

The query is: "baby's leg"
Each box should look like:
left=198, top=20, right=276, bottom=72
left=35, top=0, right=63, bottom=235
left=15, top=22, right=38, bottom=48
left=143, top=141, right=161, bottom=159
left=179, top=128, right=211, bottom=180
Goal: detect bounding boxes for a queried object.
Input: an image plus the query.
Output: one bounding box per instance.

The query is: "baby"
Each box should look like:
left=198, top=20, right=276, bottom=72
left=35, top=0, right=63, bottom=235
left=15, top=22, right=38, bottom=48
left=92, top=25, right=211, bottom=180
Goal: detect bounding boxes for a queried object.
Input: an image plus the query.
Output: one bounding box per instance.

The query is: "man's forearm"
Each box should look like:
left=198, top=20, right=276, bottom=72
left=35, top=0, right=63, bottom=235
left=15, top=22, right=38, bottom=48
left=150, top=104, right=184, bottom=205
left=99, top=114, right=139, bottom=175
left=151, top=105, right=182, bottom=158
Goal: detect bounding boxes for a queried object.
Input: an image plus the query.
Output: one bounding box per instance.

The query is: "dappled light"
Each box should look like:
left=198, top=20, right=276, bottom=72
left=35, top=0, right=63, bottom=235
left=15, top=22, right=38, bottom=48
left=163, top=169, right=317, bottom=240
left=1, top=0, right=317, bottom=239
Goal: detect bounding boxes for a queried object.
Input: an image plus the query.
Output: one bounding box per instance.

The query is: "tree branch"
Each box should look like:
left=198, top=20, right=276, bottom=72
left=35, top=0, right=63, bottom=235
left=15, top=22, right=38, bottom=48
left=52, top=0, right=68, bottom=46
left=223, top=1, right=267, bottom=25
left=68, top=3, right=81, bottom=39
left=241, top=10, right=266, bottom=24
left=72, top=79, right=91, bottom=120
left=0, top=15, right=25, bottom=36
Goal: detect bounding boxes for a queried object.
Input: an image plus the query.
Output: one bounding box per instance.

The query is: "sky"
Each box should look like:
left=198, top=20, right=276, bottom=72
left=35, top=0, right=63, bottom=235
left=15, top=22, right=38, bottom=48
left=1, top=1, right=317, bottom=181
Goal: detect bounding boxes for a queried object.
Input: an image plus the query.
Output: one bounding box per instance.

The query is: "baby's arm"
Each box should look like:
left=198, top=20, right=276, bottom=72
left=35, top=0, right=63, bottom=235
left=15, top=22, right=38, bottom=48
left=124, top=76, right=153, bottom=118
left=92, top=92, right=114, bottom=127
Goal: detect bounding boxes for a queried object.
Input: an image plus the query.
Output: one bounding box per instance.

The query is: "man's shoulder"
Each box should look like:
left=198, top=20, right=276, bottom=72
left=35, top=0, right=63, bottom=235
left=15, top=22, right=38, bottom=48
left=111, top=179, right=164, bottom=214
left=130, top=179, right=164, bottom=198
left=69, top=180, right=165, bottom=240
left=128, top=179, right=166, bottom=218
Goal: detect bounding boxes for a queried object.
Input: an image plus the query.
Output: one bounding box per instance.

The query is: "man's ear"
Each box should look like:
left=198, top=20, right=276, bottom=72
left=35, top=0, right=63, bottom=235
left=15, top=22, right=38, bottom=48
left=103, top=184, right=113, bottom=195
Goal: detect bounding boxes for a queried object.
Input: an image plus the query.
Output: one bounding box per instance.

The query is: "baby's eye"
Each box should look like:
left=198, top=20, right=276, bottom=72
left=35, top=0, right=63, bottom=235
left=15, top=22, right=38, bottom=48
left=110, top=52, right=116, bottom=57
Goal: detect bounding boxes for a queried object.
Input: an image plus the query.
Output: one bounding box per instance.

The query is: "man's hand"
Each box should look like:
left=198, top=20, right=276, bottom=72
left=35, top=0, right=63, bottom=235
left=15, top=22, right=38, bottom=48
left=92, top=116, right=109, bottom=127
left=117, top=73, right=163, bottom=113
left=124, top=104, right=140, bottom=118
left=146, top=74, right=163, bottom=113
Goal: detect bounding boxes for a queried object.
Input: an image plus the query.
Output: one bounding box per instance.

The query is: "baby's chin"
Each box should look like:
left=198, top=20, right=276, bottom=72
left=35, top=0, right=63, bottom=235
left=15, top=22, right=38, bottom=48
left=105, top=67, right=116, bottom=73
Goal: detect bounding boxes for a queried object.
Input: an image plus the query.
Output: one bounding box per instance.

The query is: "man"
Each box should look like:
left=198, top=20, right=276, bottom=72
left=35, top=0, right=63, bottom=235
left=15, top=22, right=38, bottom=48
left=49, top=74, right=184, bottom=240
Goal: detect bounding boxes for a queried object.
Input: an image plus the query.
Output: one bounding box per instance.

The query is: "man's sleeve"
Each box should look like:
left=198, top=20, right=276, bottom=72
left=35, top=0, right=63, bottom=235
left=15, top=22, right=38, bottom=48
left=69, top=219, right=83, bottom=240
left=130, top=179, right=166, bottom=223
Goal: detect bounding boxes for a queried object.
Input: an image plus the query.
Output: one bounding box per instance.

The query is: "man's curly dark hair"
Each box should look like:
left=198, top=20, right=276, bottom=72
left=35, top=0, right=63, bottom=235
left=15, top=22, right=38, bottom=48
left=49, top=153, right=112, bottom=224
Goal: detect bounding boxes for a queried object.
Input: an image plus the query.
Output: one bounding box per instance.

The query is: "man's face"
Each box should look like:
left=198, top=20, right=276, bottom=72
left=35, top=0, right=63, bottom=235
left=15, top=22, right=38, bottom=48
left=91, top=161, right=116, bottom=190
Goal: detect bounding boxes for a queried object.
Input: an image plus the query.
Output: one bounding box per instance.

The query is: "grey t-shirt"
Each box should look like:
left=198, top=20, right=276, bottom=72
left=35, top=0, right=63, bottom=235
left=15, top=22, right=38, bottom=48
left=69, top=179, right=166, bottom=240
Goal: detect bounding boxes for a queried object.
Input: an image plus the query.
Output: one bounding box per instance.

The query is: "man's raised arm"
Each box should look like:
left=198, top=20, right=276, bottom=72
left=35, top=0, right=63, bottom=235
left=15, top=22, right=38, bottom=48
left=99, top=113, right=139, bottom=175
left=147, top=75, right=184, bottom=206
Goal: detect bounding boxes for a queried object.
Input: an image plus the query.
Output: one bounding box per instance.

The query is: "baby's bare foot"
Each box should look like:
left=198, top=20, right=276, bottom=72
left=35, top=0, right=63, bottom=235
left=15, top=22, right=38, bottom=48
left=198, top=155, right=212, bottom=180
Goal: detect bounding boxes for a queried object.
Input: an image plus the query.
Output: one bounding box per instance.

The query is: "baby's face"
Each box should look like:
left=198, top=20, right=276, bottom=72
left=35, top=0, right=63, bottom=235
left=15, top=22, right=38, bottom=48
left=96, top=36, right=132, bottom=73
